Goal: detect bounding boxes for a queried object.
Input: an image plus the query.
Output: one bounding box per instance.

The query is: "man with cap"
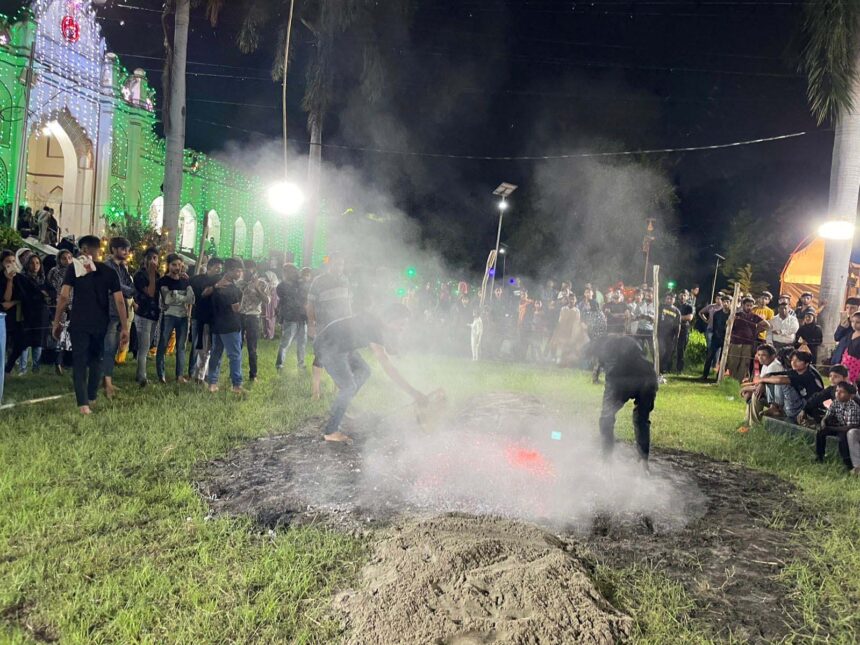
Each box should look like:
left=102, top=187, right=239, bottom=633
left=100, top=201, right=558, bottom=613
left=753, top=293, right=775, bottom=343
left=795, top=292, right=815, bottom=320
left=725, top=297, right=769, bottom=380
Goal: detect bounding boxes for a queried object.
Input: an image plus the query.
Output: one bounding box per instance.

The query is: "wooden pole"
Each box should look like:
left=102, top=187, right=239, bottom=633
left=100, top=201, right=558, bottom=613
left=194, top=211, right=209, bottom=275
left=652, top=264, right=660, bottom=376
left=717, top=283, right=741, bottom=383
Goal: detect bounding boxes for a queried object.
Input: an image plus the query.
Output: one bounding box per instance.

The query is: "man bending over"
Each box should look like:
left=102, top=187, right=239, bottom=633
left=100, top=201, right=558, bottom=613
left=314, top=304, right=428, bottom=443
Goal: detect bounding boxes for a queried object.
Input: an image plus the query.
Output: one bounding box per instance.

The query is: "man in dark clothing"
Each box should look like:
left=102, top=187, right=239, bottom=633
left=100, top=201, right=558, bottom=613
left=831, top=297, right=860, bottom=365
left=675, top=291, right=695, bottom=372
left=275, top=264, right=309, bottom=371
left=101, top=237, right=135, bottom=398
left=307, top=253, right=351, bottom=398
left=188, top=256, right=223, bottom=382
left=657, top=293, right=681, bottom=375
left=207, top=258, right=245, bottom=394
left=132, top=247, right=161, bottom=385
left=726, top=297, right=769, bottom=381
left=586, top=335, right=658, bottom=462
left=314, top=304, right=428, bottom=443
left=52, top=235, right=128, bottom=415
left=602, top=290, right=628, bottom=335
left=702, top=295, right=731, bottom=380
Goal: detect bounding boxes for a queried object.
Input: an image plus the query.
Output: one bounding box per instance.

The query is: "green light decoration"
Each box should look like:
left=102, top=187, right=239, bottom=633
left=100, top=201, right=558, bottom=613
left=667, top=280, right=677, bottom=290
left=0, top=1, right=326, bottom=265
left=396, top=287, right=406, bottom=298
left=406, top=266, right=416, bottom=278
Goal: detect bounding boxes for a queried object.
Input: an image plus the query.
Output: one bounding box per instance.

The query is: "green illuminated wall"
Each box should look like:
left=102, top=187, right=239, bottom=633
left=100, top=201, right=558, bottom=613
left=0, top=5, right=325, bottom=265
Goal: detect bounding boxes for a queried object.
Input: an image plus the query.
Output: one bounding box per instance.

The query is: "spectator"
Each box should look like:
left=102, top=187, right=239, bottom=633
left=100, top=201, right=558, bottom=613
left=262, top=266, right=281, bottom=340
left=657, top=292, right=681, bottom=375
left=675, top=291, right=695, bottom=373
left=8, top=254, right=54, bottom=375
left=752, top=293, right=774, bottom=342
left=207, top=258, right=245, bottom=394
left=698, top=292, right=724, bottom=354
left=603, top=290, right=628, bottom=335
left=795, top=291, right=814, bottom=319
left=51, top=235, right=128, bottom=415
left=725, top=297, right=768, bottom=381
left=795, top=308, right=823, bottom=364
left=581, top=297, right=607, bottom=383
left=702, top=295, right=731, bottom=380
left=768, top=300, right=799, bottom=350
left=307, top=253, right=351, bottom=399
left=831, top=296, right=860, bottom=364
left=756, top=350, right=824, bottom=423
left=275, top=263, right=309, bottom=372
left=846, top=426, right=860, bottom=476
left=101, top=237, right=135, bottom=399
left=132, top=248, right=161, bottom=386
left=634, top=288, right=655, bottom=358
left=237, top=259, right=270, bottom=383
left=840, top=311, right=860, bottom=383
left=2, top=251, right=23, bottom=377
left=740, top=344, right=781, bottom=423
left=800, top=364, right=850, bottom=426
left=188, top=257, right=223, bottom=383
left=47, top=250, right=73, bottom=375
left=814, top=380, right=857, bottom=469
left=156, top=254, right=194, bottom=384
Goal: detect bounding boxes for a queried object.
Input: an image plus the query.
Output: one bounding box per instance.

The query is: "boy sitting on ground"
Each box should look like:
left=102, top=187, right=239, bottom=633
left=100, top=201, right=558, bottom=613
left=814, top=381, right=858, bottom=469
left=798, top=364, right=853, bottom=427
left=739, top=344, right=781, bottom=424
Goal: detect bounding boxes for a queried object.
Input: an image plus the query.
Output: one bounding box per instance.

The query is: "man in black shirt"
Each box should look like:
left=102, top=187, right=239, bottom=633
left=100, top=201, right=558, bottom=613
left=188, top=257, right=223, bottom=382
left=657, top=293, right=681, bottom=375
left=675, top=291, right=695, bottom=372
left=314, top=304, right=428, bottom=442
left=586, top=335, right=658, bottom=463
left=702, top=294, right=731, bottom=381
left=206, top=258, right=245, bottom=394
left=101, top=237, right=135, bottom=398
left=132, top=247, right=161, bottom=386
left=602, top=290, right=628, bottom=335
left=52, top=235, right=128, bottom=415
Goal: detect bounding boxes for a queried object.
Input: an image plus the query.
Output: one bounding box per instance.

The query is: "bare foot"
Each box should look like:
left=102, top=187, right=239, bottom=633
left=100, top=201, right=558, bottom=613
left=79, top=405, right=92, bottom=415
left=231, top=386, right=248, bottom=396
left=104, top=384, right=115, bottom=400
left=177, top=376, right=189, bottom=384
left=323, top=431, right=353, bottom=444
left=208, top=384, right=219, bottom=393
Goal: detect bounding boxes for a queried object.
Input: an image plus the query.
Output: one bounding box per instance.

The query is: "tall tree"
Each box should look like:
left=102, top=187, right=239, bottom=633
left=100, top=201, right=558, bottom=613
left=161, top=0, right=223, bottom=244
left=238, top=0, right=410, bottom=265
left=800, top=0, right=860, bottom=349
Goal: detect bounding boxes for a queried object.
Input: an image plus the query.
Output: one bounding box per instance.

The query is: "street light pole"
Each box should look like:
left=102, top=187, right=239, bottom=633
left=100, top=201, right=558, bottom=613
left=710, top=253, right=725, bottom=303
left=281, top=0, right=296, bottom=180
left=490, top=182, right=517, bottom=295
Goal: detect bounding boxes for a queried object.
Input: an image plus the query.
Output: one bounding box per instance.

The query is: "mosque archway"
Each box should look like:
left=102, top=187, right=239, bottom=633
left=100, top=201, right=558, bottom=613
left=233, top=217, right=246, bottom=256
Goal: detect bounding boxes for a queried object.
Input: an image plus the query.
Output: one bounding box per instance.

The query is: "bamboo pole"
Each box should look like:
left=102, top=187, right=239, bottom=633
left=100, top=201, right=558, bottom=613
left=717, top=283, right=741, bottom=383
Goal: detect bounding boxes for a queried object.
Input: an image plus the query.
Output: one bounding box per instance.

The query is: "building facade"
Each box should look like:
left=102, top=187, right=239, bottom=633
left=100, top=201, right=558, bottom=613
left=0, top=0, right=324, bottom=264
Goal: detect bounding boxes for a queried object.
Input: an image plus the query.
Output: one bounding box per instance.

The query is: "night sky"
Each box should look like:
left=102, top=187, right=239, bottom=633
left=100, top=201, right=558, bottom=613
left=38, top=0, right=835, bottom=289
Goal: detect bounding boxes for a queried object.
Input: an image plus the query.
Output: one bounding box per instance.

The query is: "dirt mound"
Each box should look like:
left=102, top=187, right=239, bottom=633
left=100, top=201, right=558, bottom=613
left=335, top=515, right=631, bottom=645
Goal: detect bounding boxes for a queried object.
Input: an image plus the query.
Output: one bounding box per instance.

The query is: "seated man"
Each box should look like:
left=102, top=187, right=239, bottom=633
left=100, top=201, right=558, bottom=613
left=314, top=303, right=428, bottom=443
left=755, top=350, right=824, bottom=423
left=739, top=344, right=781, bottom=424
left=815, top=381, right=857, bottom=469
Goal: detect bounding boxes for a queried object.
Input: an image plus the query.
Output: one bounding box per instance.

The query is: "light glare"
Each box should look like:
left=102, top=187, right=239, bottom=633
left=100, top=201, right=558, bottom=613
left=818, top=220, right=855, bottom=240
left=498, top=199, right=509, bottom=211
left=267, top=181, right=304, bottom=215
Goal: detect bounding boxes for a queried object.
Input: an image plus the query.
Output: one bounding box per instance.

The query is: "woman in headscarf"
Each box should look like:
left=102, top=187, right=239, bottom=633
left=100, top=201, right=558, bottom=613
left=6, top=254, right=54, bottom=374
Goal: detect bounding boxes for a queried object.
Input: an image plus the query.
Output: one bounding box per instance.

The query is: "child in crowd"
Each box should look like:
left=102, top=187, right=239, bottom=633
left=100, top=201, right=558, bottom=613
left=815, top=380, right=858, bottom=469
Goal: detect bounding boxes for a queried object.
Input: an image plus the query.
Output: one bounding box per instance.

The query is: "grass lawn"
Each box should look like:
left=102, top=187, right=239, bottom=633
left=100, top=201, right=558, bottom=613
left=1, top=341, right=859, bottom=643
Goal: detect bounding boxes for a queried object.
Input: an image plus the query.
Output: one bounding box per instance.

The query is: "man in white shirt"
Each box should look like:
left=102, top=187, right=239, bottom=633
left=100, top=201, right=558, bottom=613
left=740, top=344, right=783, bottom=424
left=768, top=301, right=799, bottom=349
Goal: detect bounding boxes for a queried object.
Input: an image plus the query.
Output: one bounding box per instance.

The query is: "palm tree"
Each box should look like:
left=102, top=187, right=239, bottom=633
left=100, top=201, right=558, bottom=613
left=160, top=0, right=224, bottom=245
left=800, top=0, right=860, bottom=349
left=238, top=0, right=409, bottom=265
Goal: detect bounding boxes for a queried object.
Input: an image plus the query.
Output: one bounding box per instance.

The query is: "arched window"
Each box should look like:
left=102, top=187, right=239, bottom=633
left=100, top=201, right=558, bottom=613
left=148, top=195, right=164, bottom=230
left=233, top=217, right=246, bottom=256
left=252, top=221, right=264, bottom=257
left=179, top=204, right=197, bottom=251
left=207, top=210, right=221, bottom=246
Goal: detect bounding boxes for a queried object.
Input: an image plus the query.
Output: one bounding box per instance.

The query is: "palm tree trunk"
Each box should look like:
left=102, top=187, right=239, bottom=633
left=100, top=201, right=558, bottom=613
left=819, top=50, right=860, bottom=354
left=162, top=0, right=190, bottom=245
left=304, top=113, right=322, bottom=266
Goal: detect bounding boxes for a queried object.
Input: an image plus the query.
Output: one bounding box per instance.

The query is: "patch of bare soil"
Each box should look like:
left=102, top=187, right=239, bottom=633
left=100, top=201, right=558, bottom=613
left=196, top=393, right=806, bottom=643
left=334, top=515, right=631, bottom=645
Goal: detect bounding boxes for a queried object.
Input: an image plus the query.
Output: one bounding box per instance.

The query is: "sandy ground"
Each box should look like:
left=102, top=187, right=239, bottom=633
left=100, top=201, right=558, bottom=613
left=197, top=393, right=806, bottom=643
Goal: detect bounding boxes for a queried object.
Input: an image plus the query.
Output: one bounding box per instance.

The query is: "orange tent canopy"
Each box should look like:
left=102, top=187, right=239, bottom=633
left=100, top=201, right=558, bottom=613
left=780, top=236, right=860, bottom=304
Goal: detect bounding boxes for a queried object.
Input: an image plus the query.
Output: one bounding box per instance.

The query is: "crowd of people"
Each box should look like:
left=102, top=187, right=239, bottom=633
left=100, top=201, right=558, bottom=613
left=3, top=235, right=860, bottom=472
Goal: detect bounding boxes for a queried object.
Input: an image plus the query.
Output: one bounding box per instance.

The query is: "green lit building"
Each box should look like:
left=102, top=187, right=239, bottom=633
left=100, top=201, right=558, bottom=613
left=0, top=0, right=322, bottom=264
